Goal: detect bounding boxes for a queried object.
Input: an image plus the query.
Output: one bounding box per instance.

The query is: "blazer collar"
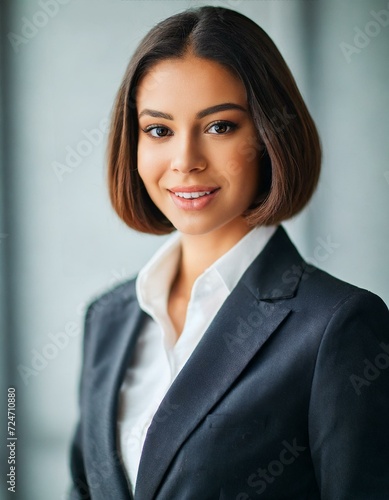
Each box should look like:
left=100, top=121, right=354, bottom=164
left=243, top=224, right=308, bottom=300
left=134, top=225, right=307, bottom=499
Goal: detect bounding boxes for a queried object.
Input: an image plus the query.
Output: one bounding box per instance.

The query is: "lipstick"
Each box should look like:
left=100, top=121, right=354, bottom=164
left=168, top=186, right=220, bottom=211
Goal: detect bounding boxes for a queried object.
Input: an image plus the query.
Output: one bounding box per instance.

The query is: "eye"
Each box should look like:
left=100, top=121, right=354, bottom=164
left=142, top=125, right=173, bottom=138
left=206, top=121, right=238, bottom=135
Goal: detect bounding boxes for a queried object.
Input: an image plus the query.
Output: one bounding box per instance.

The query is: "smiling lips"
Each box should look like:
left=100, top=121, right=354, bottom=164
left=174, top=190, right=213, bottom=199
left=168, top=185, right=220, bottom=210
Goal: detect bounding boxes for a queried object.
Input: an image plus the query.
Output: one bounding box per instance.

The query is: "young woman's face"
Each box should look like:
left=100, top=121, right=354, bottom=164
left=136, top=53, right=262, bottom=238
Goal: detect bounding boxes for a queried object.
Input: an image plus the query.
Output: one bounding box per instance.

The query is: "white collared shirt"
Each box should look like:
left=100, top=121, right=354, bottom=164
left=117, top=224, right=277, bottom=492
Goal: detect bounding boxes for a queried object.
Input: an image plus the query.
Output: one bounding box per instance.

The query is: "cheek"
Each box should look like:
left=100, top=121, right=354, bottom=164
left=137, top=141, right=153, bottom=168
left=137, top=145, right=162, bottom=185
left=223, top=149, right=260, bottom=187
left=232, top=160, right=261, bottom=204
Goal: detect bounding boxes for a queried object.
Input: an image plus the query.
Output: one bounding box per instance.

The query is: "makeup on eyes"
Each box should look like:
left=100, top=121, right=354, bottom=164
left=140, top=120, right=239, bottom=139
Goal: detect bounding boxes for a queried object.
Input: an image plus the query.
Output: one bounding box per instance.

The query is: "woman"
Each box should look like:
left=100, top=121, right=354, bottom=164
left=69, top=6, right=389, bottom=499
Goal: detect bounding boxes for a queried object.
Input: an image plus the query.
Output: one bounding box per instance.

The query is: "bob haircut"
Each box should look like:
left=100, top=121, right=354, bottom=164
left=107, top=6, right=321, bottom=235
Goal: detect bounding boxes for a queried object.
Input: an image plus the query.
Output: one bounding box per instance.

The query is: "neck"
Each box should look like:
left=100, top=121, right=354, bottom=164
left=172, top=218, right=254, bottom=299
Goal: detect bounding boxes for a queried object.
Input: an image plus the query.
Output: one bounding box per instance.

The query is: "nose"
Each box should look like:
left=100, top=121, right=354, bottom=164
left=170, top=134, right=207, bottom=173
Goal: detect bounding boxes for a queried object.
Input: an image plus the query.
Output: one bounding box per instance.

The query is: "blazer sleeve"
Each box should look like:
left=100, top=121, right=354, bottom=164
left=308, top=289, right=389, bottom=499
left=69, top=422, right=89, bottom=499
left=68, top=300, right=96, bottom=500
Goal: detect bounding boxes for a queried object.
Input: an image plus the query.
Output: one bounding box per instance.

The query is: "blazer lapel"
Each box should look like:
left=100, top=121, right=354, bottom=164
left=135, top=226, right=307, bottom=499
left=86, top=290, right=148, bottom=500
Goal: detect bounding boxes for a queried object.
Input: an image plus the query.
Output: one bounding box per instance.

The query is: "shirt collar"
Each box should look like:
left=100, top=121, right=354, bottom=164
left=136, top=225, right=278, bottom=313
left=136, top=231, right=182, bottom=312
left=213, top=224, right=277, bottom=292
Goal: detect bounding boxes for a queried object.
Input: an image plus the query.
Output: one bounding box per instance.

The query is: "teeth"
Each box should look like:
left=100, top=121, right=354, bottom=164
left=174, top=191, right=212, bottom=199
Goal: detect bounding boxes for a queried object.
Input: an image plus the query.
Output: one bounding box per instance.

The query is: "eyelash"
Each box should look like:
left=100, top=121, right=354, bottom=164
left=141, top=120, right=238, bottom=139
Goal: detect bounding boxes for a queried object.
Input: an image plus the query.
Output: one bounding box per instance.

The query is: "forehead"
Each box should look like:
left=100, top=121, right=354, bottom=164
left=136, top=54, right=247, bottom=111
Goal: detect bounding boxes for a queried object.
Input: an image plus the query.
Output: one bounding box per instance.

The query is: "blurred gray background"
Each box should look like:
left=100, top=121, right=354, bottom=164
left=0, top=0, right=388, bottom=498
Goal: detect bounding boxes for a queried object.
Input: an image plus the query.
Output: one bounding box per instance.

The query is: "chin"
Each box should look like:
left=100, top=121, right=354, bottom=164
left=172, top=218, right=240, bottom=238
left=172, top=223, right=212, bottom=236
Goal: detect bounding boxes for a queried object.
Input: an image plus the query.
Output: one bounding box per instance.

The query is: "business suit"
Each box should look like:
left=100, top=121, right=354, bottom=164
left=69, top=225, right=389, bottom=499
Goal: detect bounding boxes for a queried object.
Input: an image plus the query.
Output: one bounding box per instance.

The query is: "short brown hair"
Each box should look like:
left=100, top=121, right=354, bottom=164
left=107, top=6, right=321, bottom=235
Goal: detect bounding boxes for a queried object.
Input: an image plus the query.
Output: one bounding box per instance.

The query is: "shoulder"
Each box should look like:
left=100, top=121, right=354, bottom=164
left=84, top=276, right=138, bottom=323
left=291, top=266, right=389, bottom=371
left=274, top=225, right=388, bottom=313
left=265, top=225, right=389, bottom=342
left=79, top=276, right=141, bottom=365
left=258, top=225, right=388, bottom=317
left=298, top=264, right=388, bottom=319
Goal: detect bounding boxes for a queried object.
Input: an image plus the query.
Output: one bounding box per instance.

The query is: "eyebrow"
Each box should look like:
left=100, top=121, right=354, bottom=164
left=138, top=102, right=247, bottom=120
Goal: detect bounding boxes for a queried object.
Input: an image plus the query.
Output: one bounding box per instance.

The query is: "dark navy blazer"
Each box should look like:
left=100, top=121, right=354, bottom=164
left=69, top=225, right=389, bottom=499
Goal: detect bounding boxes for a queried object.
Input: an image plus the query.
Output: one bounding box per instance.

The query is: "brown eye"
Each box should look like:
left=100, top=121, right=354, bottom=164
left=214, top=123, right=228, bottom=133
left=143, top=125, right=172, bottom=138
left=153, top=127, right=169, bottom=137
left=207, top=121, right=237, bottom=135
